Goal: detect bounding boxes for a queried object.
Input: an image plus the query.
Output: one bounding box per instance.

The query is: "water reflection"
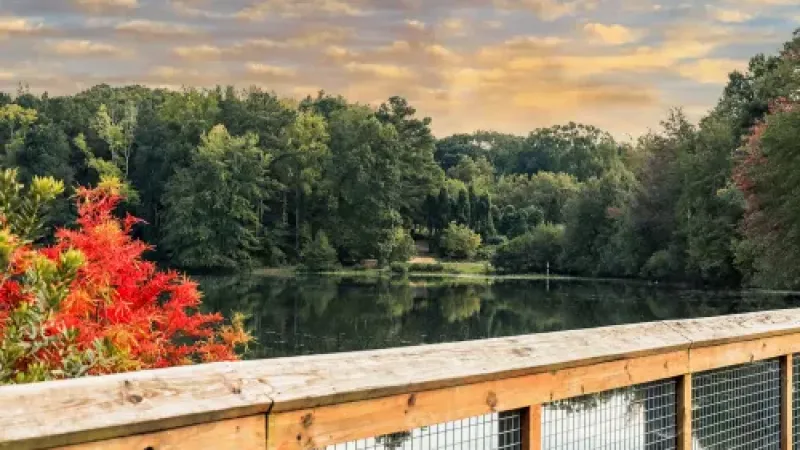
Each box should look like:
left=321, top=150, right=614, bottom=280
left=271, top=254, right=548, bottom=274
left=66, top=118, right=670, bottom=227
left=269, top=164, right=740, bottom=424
left=198, top=275, right=800, bottom=449
left=199, top=275, right=800, bottom=360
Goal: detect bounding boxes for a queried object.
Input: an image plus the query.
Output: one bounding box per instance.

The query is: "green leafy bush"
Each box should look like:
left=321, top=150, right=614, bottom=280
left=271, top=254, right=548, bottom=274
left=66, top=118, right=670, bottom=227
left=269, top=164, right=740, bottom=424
left=384, top=227, right=416, bottom=264
left=640, top=249, right=679, bottom=280
left=492, top=223, right=565, bottom=273
left=476, top=245, right=498, bottom=261
left=484, top=235, right=507, bottom=246
left=300, top=231, right=338, bottom=272
left=440, top=222, right=482, bottom=260
left=409, top=262, right=445, bottom=272
left=389, top=262, right=409, bottom=276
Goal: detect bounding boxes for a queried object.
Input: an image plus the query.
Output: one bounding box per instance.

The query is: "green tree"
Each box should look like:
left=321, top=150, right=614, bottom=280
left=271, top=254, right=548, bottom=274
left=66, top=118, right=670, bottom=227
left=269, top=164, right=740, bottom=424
left=562, top=167, right=637, bottom=276
left=455, top=189, right=470, bottom=226
left=518, top=123, right=621, bottom=179
left=91, top=102, right=138, bottom=178
left=734, top=101, right=800, bottom=288
left=280, top=111, right=329, bottom=257
left=300, top=231, right=338, bottom=272
left=0, top=168, right=64, bottom=240
left=494, top=172, right=580, bottom=224
left=0, top=104, right=38, bottom=167
left=440, top=222, right=481, bottom=260
left=447, top=156, right=494, bottom=192
left=493, top=223, right=565, bottom=274
left=161, top=125, right=270, bottom=271
left=324, top=106, right=405, bottom=262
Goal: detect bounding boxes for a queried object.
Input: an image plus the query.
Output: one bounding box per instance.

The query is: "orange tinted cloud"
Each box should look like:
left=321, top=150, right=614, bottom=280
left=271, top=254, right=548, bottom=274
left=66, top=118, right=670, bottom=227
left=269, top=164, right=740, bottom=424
left=0, top=0, right=795, bottom=139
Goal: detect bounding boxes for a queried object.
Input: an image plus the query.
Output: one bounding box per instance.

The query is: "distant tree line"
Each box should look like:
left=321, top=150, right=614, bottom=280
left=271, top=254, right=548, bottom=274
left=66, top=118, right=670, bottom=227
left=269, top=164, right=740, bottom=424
left=3, top=30, right=800, bottom=288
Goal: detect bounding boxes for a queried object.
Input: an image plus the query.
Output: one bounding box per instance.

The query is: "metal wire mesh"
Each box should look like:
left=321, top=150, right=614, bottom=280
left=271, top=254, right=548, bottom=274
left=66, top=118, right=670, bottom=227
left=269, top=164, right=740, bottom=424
left=793, top=354, right=800, bottom=450
left=541, top=379, right=677, bottom=449
left=692, top=358, right=781, bottom=450
left=321, top=411, right=522, bottom=450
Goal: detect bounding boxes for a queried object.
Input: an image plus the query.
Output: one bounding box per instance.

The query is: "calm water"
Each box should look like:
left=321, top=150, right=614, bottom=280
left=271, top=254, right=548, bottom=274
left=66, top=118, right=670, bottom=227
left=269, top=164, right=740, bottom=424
left=199, top=274, right=800, bottom=360
left=200, top=274, right=796, bottom=449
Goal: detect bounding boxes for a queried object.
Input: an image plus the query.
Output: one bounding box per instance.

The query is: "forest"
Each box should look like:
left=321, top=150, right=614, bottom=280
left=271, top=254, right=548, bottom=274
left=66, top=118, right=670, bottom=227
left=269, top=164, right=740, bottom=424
left=2, top=30, right=800, bottom=289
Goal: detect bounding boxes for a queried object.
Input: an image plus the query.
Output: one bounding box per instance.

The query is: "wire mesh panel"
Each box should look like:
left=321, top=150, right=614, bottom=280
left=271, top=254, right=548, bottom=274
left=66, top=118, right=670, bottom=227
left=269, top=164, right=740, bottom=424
left=793, top=354, right=800, bottom=449
left=541, top=379, right=677, bottom=449
left=692, top=358, right=781, bottom=450
left=321, top=411, right=522, bottom=450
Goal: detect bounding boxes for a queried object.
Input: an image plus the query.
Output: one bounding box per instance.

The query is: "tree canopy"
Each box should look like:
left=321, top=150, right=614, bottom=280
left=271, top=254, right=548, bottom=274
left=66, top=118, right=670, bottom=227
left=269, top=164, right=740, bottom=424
left=4, top=29, right=800, bottom=287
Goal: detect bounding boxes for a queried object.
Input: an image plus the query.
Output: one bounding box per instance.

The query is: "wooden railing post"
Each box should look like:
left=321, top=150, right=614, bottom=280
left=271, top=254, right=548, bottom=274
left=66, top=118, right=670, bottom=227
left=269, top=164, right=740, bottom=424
left=677, top=374, right=692, bottom=450
left=783, top=354, right=793, bottom=450
left=520, top=405, right=542, bottom=450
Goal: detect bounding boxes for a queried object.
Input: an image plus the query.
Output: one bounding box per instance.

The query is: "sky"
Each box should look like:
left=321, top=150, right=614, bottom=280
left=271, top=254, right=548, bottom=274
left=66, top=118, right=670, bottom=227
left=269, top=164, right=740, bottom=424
left=0, top=0, right=798, bottom=139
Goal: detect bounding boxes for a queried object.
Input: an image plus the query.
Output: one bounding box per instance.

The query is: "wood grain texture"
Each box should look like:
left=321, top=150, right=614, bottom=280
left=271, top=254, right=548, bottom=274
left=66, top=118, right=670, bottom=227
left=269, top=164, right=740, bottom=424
left=0, top=363, right=274, bottom=450
left=267, top=350, right=689, bottom=450
left=677, top=374, right=692, bottom=450
left=54, top=416, right=266, bottom=450
left=521, top=405, right=541, bottom=450
left=4, top=308, right=800, bottom=449
left=688, top=333, right=800, bottom=373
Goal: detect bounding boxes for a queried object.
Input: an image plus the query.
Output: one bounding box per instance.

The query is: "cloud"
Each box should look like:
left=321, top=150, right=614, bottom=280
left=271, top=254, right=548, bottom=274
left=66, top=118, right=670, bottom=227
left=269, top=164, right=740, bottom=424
left=707, top=7, right=752, bottom=23
left=236, top=0, right=366, bottom=20
left=0, top=16, right=45, bottom=37
left=343, top=62, right=415, bottom=80
left=172, top=27, right=353, bottom=61
left=677, top=58, right=746, bottom=84
left=145, top=66, right=234, bottom=86
left=173, top=44, right=224, bottom=60
left=405, top=20, right=426, bottom=31
left=74, top=0, right=138, bottom=13
left=423, top=44, right=461, bottom=63
left=171, top=0, right=233, bottom=19
left=583, top=23, right=642, bottom=45
left=1, top=0, right=796, bottom=141
left=440, top=18, right=466, bottom=35
left=245, top=62, right=297, bottom=77
left=116, top=20, right=200, bottom=38
left=45, top=39, right=130, bottom=57
left=494, top=0, right=597, bottom=21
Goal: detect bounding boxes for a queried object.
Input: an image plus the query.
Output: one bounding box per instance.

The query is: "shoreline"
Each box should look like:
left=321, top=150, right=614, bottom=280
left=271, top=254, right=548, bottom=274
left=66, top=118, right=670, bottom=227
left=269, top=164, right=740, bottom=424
left=246, top=265, right=800, bottom=296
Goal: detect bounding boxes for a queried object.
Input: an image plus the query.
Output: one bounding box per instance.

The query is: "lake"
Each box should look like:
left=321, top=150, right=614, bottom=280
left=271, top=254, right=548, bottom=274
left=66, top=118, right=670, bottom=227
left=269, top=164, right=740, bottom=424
left=199, top=274, right=800, bottom=360
left=199, top=274, right=796, bottom=449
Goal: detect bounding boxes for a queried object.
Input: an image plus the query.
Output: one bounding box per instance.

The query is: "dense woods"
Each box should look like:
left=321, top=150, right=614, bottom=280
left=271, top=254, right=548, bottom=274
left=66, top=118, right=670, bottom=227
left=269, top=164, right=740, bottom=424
left=3, top=30, right=800, bottom=289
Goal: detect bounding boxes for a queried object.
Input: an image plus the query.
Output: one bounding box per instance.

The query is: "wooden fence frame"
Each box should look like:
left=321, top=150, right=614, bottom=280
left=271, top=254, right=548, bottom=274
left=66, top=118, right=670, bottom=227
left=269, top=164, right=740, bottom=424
left=3, top=309, right=800, bottom=450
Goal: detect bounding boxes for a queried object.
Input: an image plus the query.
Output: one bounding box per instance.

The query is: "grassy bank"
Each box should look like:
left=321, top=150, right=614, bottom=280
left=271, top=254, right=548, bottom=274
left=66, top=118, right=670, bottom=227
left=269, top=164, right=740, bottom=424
left=250, top=261, right=638, bottom=284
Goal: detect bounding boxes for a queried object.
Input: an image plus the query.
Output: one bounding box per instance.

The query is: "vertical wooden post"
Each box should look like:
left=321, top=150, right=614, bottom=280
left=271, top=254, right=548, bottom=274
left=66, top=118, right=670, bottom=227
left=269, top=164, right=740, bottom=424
left=501, top=409, right=538, bottom=450
left=782, top=354, right=793, bottom=450
left=677, top=374, right=692, bottom=450
left=520, top=405, right=542, bottom=450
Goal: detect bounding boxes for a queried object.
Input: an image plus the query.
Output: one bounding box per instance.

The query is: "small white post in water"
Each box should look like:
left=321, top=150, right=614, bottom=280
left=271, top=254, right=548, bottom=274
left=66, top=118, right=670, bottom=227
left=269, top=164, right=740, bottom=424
left=546, top=261, right=550, bottom=292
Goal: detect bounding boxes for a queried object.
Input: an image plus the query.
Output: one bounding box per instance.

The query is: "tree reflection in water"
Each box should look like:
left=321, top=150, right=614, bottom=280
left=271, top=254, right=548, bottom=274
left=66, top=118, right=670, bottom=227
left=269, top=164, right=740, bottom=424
left=196, top=275, right=799, bottom=448
left=199, top=274, right=800, bottom=360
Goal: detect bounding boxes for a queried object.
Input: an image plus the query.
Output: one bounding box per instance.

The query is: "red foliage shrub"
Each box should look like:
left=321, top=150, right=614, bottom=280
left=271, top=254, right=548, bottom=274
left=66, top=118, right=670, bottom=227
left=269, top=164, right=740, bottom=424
left=0, top=180, right=249, bottom=383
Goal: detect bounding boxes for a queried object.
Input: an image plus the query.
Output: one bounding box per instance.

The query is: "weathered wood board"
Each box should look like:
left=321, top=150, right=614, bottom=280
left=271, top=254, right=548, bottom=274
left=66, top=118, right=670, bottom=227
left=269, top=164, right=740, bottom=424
left=3, top=308, right=800, bottom=449
left=54, top=416, right=266, bottom=450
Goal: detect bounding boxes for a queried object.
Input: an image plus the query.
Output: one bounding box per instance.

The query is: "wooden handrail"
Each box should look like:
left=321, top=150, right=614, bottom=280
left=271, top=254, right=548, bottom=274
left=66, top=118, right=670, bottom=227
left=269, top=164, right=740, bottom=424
left=3, top=308, right=800, bottom=449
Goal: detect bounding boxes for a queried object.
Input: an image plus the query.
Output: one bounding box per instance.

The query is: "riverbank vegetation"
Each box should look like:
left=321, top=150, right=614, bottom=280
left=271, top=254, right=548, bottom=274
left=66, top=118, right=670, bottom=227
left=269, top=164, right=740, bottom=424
left=2, top=31, right=800, bottom=288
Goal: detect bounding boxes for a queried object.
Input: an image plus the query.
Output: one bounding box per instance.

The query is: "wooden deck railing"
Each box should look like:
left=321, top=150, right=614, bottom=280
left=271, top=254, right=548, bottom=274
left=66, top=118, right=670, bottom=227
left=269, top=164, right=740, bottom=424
left=3, top=308, right=800, bottom=450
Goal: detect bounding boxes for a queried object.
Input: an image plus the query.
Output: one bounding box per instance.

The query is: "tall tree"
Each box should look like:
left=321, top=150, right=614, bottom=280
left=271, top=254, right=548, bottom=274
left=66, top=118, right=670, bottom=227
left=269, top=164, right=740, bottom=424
left=376, top=96, right=444, bottom=227
left=161, top=125, right=270, bottom=271
left=281, top=111, right=329, bottom=256
left=734, top=98, right=800, bottom=288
